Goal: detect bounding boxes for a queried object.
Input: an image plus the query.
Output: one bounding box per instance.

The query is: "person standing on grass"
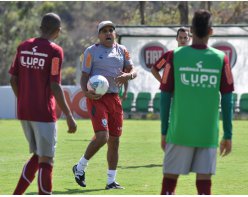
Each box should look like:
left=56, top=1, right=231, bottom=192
left=151, top=27, right=190, bottom=83
left=151, top=27, right=190, bottom=151
left=9, top=13, right=77, bottom=195
left=160, top=9, right=234, bottom=195
left=72, top=20, right=137, bottom=190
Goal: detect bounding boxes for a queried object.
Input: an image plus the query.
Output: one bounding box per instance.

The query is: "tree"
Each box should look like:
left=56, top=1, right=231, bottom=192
left=139, top=1, right=146, bottom=25
left=178, top=1, right=189, bottom=25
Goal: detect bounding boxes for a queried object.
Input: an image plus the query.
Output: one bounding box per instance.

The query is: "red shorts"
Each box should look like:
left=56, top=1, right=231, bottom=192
left=87, top=93, right=123, bottom=137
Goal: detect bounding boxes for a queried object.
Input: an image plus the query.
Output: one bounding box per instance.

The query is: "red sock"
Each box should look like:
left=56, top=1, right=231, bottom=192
left=161, top=177, right=177, bottom=195
left=13, top=154, right=39, bottom=195
left=196, top=179, right=211, bottom=195
left=38, top=163, right=53, bottom=195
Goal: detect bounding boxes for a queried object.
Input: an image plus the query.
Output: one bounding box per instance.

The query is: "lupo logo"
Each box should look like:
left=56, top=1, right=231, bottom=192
left=212, top=42, right=237, bottom=68
left=180, top=61, right=220, bottom=88
left=140, top=42, right=166, bottom=70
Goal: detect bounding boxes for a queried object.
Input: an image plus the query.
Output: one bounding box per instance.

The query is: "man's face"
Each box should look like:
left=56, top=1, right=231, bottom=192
left=176, top=31, right=190, bottom=46
left=98, top=26, right=116, bottom=47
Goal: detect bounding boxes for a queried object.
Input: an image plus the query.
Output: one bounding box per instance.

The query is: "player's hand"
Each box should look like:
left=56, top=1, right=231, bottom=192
left=115, top=71, right=130, bottom=87
left=220, top=139, right=232, bottom=157
left=85, top=90, right=102, bottom=100
left=66, top=114, right=77, bottom=133
left=161, top=135, right=166, bottom=152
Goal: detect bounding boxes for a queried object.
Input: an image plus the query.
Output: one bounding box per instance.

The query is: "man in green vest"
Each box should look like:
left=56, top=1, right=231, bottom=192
left=160, top=9, right=234, bottom=195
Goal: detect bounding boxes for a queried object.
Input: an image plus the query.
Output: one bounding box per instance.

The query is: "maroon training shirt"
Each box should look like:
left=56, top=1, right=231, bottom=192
left=9, top=37, right=63, bottom=122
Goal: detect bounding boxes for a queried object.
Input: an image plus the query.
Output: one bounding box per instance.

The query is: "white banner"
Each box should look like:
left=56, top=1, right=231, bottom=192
left=0, top=86, right=89, bottom=119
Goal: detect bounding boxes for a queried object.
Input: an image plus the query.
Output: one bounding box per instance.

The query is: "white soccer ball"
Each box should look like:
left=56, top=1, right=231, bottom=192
left=87, top=75, right=109, bottom=95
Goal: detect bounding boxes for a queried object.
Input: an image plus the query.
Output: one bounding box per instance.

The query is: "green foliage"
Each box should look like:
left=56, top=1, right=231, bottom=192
left=61, top=66, right=77, bottom=85
left=1, top=1, right=248, bottom=85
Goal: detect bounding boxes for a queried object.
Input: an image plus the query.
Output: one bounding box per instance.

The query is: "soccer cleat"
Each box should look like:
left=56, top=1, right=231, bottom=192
left=105, top=182, right=125, bottom=190
left=72, top=164, right=86, bottom=187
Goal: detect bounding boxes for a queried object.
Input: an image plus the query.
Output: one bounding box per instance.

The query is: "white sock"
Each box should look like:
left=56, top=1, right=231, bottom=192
left=107, top=170, right=117, bottom=184
left=77, top=156, right=88, bottom=172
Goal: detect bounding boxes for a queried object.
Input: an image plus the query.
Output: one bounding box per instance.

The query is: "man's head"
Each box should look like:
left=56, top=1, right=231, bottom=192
left=97, top=21, right=115, bottom=33
left=40, top=13, right=61, bottom=39
left=191, top=9, right=212, bottom=39
left=97, top=21, right=116, bottom=47
left=176, top=27, right=190, bottom=47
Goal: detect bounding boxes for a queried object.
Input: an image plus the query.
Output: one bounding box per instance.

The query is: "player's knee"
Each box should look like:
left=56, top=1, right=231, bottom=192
left=39, top=156, right=54, bottom=165
left=95, top=131, right=109, bottom=145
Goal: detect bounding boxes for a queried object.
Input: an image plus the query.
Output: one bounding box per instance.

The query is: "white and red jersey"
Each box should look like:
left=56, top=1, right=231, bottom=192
left=9, top=37, right=63, bottom=122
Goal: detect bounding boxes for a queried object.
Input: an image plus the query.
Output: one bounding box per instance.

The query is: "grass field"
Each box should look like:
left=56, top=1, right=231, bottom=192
left=0, top=119, right=248, bottom=195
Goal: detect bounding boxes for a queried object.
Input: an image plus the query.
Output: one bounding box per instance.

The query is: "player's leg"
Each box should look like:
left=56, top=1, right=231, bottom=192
left=196, top=174, right=212, bottom=195
left=33, top=121, right=57, bottom=195
left=13, top=121, right=39, bottom=195
left=161, top=174, right=179, bottom=195
left=73, top=97, right=109, bottom=187
left=161, top=144, right=195, bottom=195
left=38, top=156, right=54, bottom=195
left=192, top=147, right=217, bottom=195
left=105, top=94, right=124, bottom=189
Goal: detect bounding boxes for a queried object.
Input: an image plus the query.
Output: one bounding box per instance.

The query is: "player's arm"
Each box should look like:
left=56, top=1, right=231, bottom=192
left=81, top=48, right=101, bottom=100
left=160, top=91, right=172, bottom=151
left=220, top=92, right=233, bottom=157
left=115, top=46, right=137, bottom=86
left=50, top=48, right=77, bottom=133
left=151, top=66, right=162, bottom=82
left=151, top=51, right=170, bottom=82
left=10, top=75, right=18, bottom=97
left=9, top=50, right=20, bottom=98
left=159, top=52, right=174, bottom=151
left=219, top=55, right=234, bottom=157
left=80, top=72, right=101, bottom=100
left=122, top=81, right=128, bottom=100
left=50, top=82, right=77, bottom=133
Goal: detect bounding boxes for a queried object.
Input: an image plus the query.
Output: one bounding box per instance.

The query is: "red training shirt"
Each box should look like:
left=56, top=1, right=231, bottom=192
left=9, top=37, right=63, bottom=122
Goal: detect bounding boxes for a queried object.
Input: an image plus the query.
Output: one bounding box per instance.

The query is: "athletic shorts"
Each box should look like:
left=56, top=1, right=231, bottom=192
left=163, top=143, right=217, bottom=175
left=21, top=121, right=57, bottom=157
left=87, top=93, right=123, bottom=137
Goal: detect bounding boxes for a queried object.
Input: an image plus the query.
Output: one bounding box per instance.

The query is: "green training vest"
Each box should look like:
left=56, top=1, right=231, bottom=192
left=166, top=46, right=225, bottom=147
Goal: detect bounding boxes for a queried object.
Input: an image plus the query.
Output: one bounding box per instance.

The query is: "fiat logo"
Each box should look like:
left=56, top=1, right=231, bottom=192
left=212, top=42, right=237, bottom=68
left=140, top=42, right=166, bottom=70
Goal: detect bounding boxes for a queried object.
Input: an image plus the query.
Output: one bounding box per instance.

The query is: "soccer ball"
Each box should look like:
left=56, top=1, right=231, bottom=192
left=87, top=75, right=109, bottom=95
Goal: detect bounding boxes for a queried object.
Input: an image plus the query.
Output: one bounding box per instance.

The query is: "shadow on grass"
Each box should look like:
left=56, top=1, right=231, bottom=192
left=26, top=188, right=106, bottom=195
left=119, top=163, right=162, bottom=169
left=65, top=139, right=91, bottom=142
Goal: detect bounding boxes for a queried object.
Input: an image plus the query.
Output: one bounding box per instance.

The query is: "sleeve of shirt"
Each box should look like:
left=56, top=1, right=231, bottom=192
left=50, top=46, right=63, bottom=83
left=81, top=47, right=93, bottom=74
left=221, top=92, right=233, bottom=140
left=8, top=47, right=20, bottom=76
left=160, top=91, right=172, bottom=135
left=122, top=46, right=134, bottom=68
left=159, top=51, right=174, bottom=92
left=220, top=55, right=234, bottom=94
left=152, top=50, right=171, bottom=71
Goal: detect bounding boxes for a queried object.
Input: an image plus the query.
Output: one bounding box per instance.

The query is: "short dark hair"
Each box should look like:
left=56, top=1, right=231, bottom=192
left=176, top=27, right=189, bottom=38
left=191, top=9, right=212, bottom=38
left=40, top=13, right=61, bottom=35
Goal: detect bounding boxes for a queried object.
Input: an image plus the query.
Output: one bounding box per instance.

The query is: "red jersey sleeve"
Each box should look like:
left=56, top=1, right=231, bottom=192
left=159, top=51, right=174, bottom=92
left=50, top=45, right=63, bottom=84
left=9, top=47, right=20, bottom=76
left=220, top=55, right=234, bottom=94
left=152, top=50, right=172, bottom=71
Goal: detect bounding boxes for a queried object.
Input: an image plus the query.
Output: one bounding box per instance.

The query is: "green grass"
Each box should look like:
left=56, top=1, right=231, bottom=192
left=0, top=119, right=248, bottom=195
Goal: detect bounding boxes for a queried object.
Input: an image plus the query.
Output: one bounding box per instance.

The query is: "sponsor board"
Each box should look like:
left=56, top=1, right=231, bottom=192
left=140, top=42, right=167, bottom=71
left=212, top=42, right=237, bottom=68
